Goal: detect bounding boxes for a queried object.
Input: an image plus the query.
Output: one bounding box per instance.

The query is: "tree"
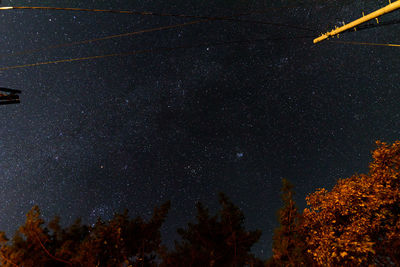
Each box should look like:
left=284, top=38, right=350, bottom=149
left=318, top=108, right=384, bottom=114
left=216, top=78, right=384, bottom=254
left=0, top=202, right=170, bottom=267
left=302, top=141, right=400, bottom=265
left=267, top=178, right=313, bottom=266
left=0, top=205, right=73, bottom=267
left=75, top=201, right=170, bottom=266
left=160, top=193, right=262, bottom=267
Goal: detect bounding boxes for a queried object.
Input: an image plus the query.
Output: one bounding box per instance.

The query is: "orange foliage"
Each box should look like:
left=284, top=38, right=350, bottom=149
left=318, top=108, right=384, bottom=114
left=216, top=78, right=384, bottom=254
left=302, top=141, right=400, bottom=266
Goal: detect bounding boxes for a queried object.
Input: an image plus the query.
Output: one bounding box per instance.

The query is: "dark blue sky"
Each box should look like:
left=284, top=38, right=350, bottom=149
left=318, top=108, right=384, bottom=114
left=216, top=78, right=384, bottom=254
left=0, top=0, right=399, bottom=259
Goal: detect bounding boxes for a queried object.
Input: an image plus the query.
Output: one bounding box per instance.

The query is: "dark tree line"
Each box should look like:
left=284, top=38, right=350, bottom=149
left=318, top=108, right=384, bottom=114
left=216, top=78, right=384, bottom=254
left=2, top=141, right=400, bottom=266
left=0, top=193, right=263, bottom=267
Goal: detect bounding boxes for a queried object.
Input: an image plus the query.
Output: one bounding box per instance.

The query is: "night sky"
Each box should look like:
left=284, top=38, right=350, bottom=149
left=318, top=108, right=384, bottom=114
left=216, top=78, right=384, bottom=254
left=1, top=0, right=400, bottom=259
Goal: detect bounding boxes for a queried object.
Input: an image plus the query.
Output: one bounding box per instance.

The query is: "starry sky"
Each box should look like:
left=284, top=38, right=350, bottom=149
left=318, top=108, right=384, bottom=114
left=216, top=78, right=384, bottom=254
left=1, top=0, right=400, bottom=259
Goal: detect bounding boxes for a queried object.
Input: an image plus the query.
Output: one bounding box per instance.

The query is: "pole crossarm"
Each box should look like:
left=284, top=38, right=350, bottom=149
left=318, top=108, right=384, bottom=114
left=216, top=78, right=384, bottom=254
left=0, top=88, right=21, bottom=105
left=313, top=0, right=400, bottom=43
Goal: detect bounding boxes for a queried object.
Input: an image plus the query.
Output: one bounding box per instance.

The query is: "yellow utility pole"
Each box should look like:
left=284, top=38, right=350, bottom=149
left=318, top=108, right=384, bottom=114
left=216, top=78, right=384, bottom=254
left=314, top=0, right=400, bottom=43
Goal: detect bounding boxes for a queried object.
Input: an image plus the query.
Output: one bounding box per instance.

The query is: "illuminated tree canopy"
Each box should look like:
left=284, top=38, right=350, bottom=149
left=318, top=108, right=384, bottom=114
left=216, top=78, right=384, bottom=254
left=302, top=141, right=400, bottom=265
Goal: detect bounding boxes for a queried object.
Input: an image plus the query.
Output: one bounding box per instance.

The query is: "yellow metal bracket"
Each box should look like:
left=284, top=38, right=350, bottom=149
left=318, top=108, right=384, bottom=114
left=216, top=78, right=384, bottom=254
left=314, top=0, right=400, bottom=43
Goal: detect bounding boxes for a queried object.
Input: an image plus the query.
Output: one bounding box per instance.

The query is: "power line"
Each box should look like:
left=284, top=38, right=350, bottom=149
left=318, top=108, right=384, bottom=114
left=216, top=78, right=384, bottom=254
left=2, top=5, right=299, bottom=18
left=216, top=17, right=315, bottom=31
left=354, top=18, right=400, bottom=31
left=330, top=40, right=400, bottom=47
left=0, top=19, right=208, bottom=58
left=0, top=7, right=314, bottom=59
left=0, top=6, right=315, bottom=31
left=0, top=5, right=319, bottom=70
left=0, top=35, right=314, bottom=71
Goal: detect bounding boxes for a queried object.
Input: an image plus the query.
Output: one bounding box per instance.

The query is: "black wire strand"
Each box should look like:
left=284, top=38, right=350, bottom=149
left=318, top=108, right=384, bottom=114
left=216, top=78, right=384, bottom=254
left=0, top=6, right=315, bottom=60
left=6, top=6, right=314, bottom=31
left=0, top=35, right=315, bottom=71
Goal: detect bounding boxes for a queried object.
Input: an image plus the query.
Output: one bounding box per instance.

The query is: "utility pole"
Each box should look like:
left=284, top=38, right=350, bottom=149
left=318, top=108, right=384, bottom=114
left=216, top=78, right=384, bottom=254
left=0, top=88, right=21, bottom=105
left=314, top=0, right=400, bottom=43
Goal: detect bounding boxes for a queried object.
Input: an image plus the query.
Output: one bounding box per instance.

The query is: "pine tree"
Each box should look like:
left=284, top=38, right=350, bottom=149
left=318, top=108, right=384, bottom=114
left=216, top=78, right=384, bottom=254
left=0, top=205, right=74, bottom=267
left=74, top=201, right=170, bottom=266
left=268, top=178, right=312, bottom=266
left=160, top=193, right=262, bottom=267
left=0, top=201, right=170, bottom=267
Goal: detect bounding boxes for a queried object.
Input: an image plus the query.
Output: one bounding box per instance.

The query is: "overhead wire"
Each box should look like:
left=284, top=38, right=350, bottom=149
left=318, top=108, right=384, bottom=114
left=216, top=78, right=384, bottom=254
left=3, top=5, right=299, bottom=18
left=351, top=18, right=400, bottom=31
left=0, top=3, right=397, bottom=74
left=0, top=35, right=314, bottom=71
left=0, top=19, right=208, bottom=58
left=1, top=6, right=315, bottom=31
left=0, top=5, right=315, bottom=59
left=6, top=5, right=398, bottom=52
left=0, top=4, right=318, bottom=70
left=0, top=20, right=312, bottom=59
left=329, top=40, right=400, bottom=47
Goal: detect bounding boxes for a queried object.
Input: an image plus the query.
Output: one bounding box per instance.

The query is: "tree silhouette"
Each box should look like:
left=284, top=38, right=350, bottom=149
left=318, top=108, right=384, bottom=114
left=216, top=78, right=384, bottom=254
left=267, top=178, right=314, bottom=266
left=0, top=205, right=73, bottom=267
left=0, top=202, right=170, bottom=267
left=0, top=195, right=266, bottom=267
left=160, top=193, right=262, bottom=267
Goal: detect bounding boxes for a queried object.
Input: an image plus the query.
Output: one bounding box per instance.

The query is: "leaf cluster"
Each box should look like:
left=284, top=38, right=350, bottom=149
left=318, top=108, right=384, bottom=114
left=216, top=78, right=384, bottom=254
left=302, top=141, right=400, bottom=266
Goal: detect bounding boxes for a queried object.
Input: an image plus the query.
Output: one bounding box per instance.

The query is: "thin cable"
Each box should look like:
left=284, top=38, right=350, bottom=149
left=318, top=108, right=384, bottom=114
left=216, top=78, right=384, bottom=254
left=1, top=19, right=208, bottom=58
left=5, top=5, right=297, bottom=18
left=0, top=11, right=314, bottom=59
left=330, top=40, right=400, bottom=47
left=2, top=6, right=315, bottom=31
left=214, top=17, right=315, bottom=31
left=354, top=18, right=400, bottom=31
left=0, top=35, right=314, bottom=71
left=226, top=5, right=304, bottom=13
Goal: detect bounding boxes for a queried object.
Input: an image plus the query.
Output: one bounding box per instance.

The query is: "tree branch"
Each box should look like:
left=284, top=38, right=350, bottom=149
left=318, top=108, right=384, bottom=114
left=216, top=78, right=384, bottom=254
left=34, top=231, right=72, bottom=266
left=0, top=252, right=19, bottom=267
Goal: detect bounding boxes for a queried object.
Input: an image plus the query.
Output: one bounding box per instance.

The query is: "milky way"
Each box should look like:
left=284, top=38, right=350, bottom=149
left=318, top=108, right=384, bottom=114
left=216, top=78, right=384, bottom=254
left=0, top=0, right=400, bottom=259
